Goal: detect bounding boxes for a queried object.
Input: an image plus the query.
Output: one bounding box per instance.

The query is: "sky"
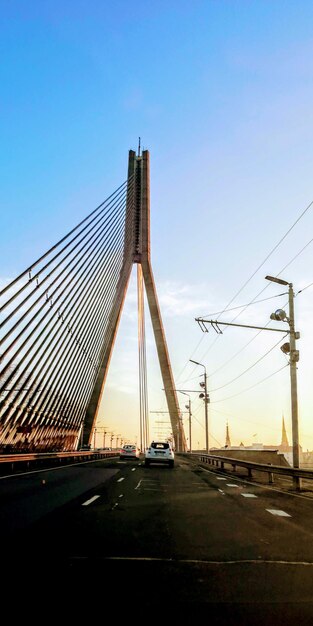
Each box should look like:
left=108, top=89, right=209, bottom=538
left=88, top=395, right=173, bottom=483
left=1, top=1, right=313, bottom=452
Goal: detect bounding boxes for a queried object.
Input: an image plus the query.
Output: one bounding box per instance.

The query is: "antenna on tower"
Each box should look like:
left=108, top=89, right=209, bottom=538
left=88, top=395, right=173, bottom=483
left=138, top=137, right=141, bottom=156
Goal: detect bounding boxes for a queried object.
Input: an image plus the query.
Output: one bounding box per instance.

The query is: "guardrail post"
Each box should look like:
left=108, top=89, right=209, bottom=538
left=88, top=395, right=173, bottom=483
left=293, top=475, right=301, bottom=491
left=268, top=471, right=274, bottom=484
left=232, top=464, right=236, bottom=472
left=248, top=468, right=252, bottom=478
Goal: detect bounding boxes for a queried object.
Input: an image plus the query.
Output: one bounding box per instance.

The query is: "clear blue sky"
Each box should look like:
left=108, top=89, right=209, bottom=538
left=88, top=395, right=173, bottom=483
left=1, top=1, right=313, bottom=450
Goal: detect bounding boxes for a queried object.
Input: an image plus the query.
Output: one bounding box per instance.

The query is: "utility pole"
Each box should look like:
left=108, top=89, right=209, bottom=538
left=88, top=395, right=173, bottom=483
left=176, top=390, right=192, bottom=453
left=266, top=276, right=301, bottom=490
left=187, top=398, right=192, bottom=453
left=196, top=275, right=302, bottom=490
left=102, top=427, right=109, bottom=448
left=190, top=360, right=209, bottom=454
left=287, top=282, right=301, bottom=483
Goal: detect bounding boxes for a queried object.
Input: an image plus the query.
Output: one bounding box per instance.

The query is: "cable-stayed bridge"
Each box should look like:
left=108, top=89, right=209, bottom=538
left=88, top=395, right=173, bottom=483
left=0, top=149, right=187, bottom=454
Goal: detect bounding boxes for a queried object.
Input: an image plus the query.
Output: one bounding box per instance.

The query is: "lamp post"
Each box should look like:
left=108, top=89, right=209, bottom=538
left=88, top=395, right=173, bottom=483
left=102, top=428, right=109, bottom=449
left=186, top=399, right=192, bottom=453
left=190, top=359, right=209, bottom=453
left=177, top=390, right=192, bottom=453
left=265, top=275, right=301, bottom=489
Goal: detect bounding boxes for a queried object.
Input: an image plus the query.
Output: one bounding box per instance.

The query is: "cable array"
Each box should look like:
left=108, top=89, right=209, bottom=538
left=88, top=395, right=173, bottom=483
left=0, top=176, right=134, bottom=451
left=137, top=265, right=149, bottom=451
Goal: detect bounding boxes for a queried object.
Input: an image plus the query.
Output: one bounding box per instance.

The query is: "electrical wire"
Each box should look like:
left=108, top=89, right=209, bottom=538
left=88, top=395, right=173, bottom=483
left=201, top=292, right=288, bottom=317
left=297, top=280, right=313, bottom=294
left=208, top=334, right=288, bottom=392
left=182, top=196, right=313, bottom=381
left=210, top=364, right=288, bottom=403
left=201, top=197, right=313, bottom=319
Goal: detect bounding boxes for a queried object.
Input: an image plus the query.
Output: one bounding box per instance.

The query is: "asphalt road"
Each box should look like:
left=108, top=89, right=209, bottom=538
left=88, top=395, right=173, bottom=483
left=2, top=455, right=313, bottom=623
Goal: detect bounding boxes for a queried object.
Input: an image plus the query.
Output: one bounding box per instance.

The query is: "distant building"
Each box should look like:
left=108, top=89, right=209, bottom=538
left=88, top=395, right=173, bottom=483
left=275, top=415, right=302, bottom=465
left=220, top=416, right=304, bottom=465
left=280, top=415, right=289, bottom=451
left=225, top=422, right=231, bottom=448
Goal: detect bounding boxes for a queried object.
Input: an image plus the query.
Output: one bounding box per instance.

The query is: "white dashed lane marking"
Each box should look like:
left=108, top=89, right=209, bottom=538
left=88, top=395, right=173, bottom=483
left=209, top=468, right=297, bottom=516
left=117, top=477, right=125, bottom=483
left=82, top=495, right=100, bottom=506
left=266, top=509, right=291, bottom=517
left=242, top=494, right=258, bottom=498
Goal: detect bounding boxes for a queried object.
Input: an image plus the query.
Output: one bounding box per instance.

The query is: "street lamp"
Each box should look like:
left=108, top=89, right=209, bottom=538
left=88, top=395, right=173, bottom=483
left=190, top=359, right=209, bottom=453
left=177, top=390, right=192, bottom=453
left=185, top=399, right=192, bottom=453
left=101, top=427, right=109, bottom=448
left=265, top=275, right=301, bottom=489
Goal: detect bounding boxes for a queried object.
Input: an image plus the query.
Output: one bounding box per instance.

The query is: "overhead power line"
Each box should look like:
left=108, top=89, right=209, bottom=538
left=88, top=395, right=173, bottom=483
left=183, top=196, right=313, bottom=380
left=201, top=197, right=313, bottom=320
left=209, top=334, right=288, bottom=393
left=210, top=364, right=288, bottom=403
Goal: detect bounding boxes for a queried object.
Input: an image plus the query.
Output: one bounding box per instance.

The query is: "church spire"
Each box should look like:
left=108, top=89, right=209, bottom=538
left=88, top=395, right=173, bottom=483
left=281, top=415, right=289, bottom=447
left=225, top=421, right=231, bottom=447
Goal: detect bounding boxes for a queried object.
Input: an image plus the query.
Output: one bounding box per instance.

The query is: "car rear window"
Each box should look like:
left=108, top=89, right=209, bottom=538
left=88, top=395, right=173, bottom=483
left=151, top=442, right=169, bottom=449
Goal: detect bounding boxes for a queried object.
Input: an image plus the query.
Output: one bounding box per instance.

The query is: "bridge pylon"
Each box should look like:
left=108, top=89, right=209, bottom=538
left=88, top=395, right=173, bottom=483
left=83, top=149, right=187, bottom=452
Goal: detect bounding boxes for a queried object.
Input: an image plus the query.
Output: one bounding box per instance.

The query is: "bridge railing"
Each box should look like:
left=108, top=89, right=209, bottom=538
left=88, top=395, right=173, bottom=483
left=0, top=450, right=120, bottom=474
left=187, top=452, right=313, bottom=490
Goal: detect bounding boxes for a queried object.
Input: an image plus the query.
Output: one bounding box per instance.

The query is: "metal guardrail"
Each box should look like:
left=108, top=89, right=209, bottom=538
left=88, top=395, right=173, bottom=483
left=189, top=452, right=313, bottom=490
left=0, top=450, right=120, bottom=473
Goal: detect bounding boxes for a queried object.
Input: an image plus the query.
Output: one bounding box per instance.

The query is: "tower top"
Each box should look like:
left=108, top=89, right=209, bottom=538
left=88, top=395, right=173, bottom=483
left=225, top=421, right=231, bottom=447
left=281, top=415, right=289, bottom=447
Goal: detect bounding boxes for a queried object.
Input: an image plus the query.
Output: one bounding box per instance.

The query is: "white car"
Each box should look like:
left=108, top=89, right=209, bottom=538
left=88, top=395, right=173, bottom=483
left=145, top=441, right=174, bottom=468
left=120, top=444, right=140, bottom=460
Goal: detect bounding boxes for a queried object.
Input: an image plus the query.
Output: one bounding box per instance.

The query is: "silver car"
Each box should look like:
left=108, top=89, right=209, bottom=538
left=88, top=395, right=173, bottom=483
left=120, top=444, right=140, bottom=460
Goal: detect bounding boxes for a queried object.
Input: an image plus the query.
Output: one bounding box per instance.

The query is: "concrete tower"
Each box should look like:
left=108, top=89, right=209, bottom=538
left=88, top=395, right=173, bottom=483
left=83, top=149, right=187, bottom=451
